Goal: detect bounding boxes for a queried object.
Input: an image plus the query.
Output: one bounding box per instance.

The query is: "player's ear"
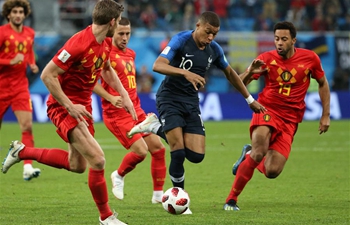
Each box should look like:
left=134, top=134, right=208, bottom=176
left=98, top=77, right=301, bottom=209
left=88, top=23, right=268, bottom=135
left=195, top=22, right=200, bottom=30
left=110, top=18, right=116, bottom=26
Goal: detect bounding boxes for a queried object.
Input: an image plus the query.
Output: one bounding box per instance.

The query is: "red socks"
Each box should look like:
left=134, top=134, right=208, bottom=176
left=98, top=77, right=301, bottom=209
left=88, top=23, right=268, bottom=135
left=150, top=148, right=166, bottom=191
left=117, top=151, right=145, bottom=176
left=256, top=157, right=266, bottom=175
left=19, top=146, right=70, bottom=170
left=226, top=154, right=259, bottom=202
left=21, top=131, right=34, bottom=165
left=88, top=168, right=112, bottom=220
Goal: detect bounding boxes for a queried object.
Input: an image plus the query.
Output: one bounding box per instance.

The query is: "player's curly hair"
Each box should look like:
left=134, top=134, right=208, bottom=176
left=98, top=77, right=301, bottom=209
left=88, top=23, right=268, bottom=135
left=274, top=21, right=297, bottom=39
left=2, top=0, right=31, bottom=21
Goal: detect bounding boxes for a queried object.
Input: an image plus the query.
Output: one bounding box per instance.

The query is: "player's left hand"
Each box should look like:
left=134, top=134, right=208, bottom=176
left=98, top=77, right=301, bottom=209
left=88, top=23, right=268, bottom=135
left=248, top=59, right=267, bottom=74
left=30, top=64, right=39, bottom=73
left=249, top=100, right=267, bottom=113
left=318, top=115, right=330, bottom=134
left=121, top=95, right=138, bottom=121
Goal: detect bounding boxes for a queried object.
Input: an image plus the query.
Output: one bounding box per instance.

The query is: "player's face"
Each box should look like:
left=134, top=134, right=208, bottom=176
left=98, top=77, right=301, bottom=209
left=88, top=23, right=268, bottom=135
left=194, top=22, right=219, bottom=49
left=8, top=7, right=26, bottom=27
left=274, top=29, right=296, bottom=58
left=113, top=24, right=131, bottom=51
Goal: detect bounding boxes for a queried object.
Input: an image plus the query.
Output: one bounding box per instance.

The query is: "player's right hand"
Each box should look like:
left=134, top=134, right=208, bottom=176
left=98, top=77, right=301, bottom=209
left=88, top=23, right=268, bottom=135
left=184, top=72, right=206, bottom=91
left=248, top=59, right=266, bottom=74
left=249, top=101, right=267, bottom=114
left=11, top=53, right=24, bottom=65
left=67, top=104, right=93, bottom=127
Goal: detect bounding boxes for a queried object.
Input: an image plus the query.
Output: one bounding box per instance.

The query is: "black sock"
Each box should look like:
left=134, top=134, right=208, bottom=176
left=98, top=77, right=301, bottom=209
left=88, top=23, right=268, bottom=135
left=169, top=149, right=186, bottom=188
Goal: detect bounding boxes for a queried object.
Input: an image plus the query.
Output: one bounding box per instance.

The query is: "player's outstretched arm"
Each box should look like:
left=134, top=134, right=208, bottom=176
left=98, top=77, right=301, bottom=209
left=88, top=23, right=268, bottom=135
left=223, top=65, right=266, bottom=114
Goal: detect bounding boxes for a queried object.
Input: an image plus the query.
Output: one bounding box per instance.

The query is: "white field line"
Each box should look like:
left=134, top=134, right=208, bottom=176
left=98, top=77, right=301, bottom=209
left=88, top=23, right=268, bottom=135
left=96, top=137, right=349, bottom=152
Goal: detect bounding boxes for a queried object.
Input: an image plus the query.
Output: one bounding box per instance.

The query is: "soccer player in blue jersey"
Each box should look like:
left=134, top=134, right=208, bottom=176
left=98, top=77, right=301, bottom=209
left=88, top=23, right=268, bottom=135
left=128, top=11, right=267, bottom=214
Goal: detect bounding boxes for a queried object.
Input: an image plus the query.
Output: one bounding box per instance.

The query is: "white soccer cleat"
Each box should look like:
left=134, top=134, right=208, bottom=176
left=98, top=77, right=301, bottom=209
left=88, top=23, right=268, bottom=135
left=151, top=191, right=163, bottom=204
left=182, top=208, right=192, bottom=215
left=151, top=196, right=162, bottom=204
left=127, top=113, right=161, bottom=138
left=111, top=171, right=124, bottom=200
left=23, top=164, right=41, bottom=181
left=1, top=141, right=25, bottom=174
left=99, top=211, right=127, bottom=225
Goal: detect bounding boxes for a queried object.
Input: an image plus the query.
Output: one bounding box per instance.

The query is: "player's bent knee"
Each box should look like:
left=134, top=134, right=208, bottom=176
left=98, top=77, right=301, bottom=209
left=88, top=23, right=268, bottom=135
left=185, top=148, right=205, bottom=163
left=170, top=149, right=186, bottom=163
left=70, top=165, right=86, bottom=174
left=89, top=156, right=106, bottom=170
left=265, top=169, right=282, bottom=179
left=133, top=149, right=148, bottom=158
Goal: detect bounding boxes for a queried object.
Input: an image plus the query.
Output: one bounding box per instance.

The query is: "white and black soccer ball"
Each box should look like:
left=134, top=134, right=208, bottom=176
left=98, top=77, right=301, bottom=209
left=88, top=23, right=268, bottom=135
left=162, top=187, right=190, bottom=215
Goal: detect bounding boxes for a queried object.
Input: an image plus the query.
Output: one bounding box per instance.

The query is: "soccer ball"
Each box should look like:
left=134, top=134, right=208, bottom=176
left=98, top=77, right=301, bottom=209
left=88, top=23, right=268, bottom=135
left=162, top=187, right=190, bottom=215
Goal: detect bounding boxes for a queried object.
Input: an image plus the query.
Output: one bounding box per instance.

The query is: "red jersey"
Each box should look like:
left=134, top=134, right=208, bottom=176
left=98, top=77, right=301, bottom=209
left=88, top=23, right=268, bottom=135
left=0, top=24, right=35, bottom=99
left=253, top=48, right=325, bottom=123
left=101, top=46, right=141, bottom=113
left=47, top=26, right=112, bottom=107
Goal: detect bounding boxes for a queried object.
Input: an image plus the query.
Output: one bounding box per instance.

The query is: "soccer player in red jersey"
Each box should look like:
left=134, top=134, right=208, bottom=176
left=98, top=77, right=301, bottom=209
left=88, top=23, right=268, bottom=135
left=0, top=0, right=40, bottom=181
left=1, top=1, right=136, bottom=224
left=93, top=17, right=166, bottom=204
left=223, top=21, right=330, bottom=211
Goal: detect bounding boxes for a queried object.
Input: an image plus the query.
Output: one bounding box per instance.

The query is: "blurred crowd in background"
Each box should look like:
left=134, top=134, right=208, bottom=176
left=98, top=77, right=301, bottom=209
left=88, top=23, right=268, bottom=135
left=58, top=0, right=350, bottom=93
left=54, top=0, right=350, bottom=32
left=1, top=0, right=349, bottom=93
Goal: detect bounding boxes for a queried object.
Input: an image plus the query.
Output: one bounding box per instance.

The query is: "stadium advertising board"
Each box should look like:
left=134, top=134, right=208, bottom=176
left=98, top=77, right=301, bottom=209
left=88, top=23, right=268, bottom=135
left=335, top=34, right=350, bottom=71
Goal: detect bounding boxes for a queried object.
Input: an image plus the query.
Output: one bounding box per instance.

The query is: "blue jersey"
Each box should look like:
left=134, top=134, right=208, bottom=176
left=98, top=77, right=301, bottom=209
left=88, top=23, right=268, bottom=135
left=156, top=30, right=229, bottom=103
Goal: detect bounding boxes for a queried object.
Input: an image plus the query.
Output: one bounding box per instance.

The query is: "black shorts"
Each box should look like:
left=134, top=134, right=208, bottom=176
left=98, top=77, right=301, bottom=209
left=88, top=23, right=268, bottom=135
left=156, top=100, right=205, bottom=136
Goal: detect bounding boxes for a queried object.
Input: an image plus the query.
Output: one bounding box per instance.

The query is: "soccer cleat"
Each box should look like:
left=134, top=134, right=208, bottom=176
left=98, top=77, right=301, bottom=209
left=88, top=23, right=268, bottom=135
left=151, top=190, right=163, bottom=204
left=232, top=144, right=252, bottom=175
left=23, top=165, right=41, bottom=181
left=151, top=196, right=162, bottom=204
left=111, top=171, right=124, bottom=200
left=182, top=208, right=192, bottom=215
left=1, top=141, right=25, bottom=174
left=99, top=211, right=127, bottom=225
left=127, top=113, right=160, bottom=138
left=223, top=199, right=240, bottom=211
left=151, top=195, right=162, bottom=204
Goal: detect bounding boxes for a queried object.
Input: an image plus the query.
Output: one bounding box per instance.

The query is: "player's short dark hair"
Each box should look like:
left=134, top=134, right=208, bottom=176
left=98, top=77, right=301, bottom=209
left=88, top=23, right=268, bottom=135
left=273, top=21, right=297, bottom=39
left=199, top=11, right=220, bottom=27
left=119, top=17, right=130, bottom=26
left=2, top=0, right=31, bottom=20
left=92, top=0, right=124, bottom=25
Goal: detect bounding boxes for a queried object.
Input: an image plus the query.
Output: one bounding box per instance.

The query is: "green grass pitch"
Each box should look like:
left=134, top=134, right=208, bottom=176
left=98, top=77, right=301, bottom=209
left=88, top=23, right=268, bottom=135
left=0, top=120, right=349, bottom=225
